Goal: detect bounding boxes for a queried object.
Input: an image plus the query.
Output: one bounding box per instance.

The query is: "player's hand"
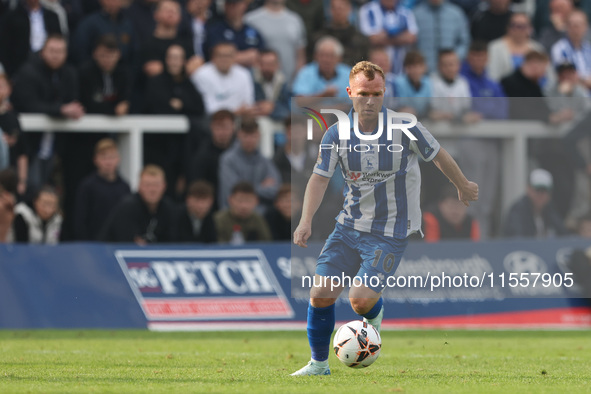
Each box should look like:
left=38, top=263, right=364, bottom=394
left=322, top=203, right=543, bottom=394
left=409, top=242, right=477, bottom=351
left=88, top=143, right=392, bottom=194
left=458, top=181, right=478, bottom=207
left=293, top=222, right=312, bottom=248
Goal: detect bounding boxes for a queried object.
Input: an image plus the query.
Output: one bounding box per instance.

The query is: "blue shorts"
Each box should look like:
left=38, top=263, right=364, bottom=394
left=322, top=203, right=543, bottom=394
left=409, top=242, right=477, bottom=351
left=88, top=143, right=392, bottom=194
left=316, top=223, right=409, bottom=293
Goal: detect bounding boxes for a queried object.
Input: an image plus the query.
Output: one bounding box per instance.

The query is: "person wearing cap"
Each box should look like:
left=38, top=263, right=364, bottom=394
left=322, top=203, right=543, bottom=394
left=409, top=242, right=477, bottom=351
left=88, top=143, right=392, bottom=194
left=502, top=169, right=568, bottom=238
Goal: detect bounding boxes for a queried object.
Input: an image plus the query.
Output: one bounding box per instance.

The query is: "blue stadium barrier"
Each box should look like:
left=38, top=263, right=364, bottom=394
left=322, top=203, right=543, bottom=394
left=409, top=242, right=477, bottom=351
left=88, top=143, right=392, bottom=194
left=0, top=239, right=590, bottom=330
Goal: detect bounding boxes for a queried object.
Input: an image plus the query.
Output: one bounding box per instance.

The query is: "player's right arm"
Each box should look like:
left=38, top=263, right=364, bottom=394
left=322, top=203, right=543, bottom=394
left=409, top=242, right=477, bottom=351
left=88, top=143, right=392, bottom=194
left=294, top=125, right=339, bottom=247
left=293, top=173, right=330, bottom=248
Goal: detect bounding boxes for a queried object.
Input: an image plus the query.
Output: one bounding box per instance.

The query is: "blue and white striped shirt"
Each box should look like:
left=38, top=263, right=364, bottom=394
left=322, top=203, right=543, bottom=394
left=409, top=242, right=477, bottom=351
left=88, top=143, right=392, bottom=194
left=551, top=38, right=591, bottom=79
left=313, top=107, right=440, bottom=239
left=359, top=1, right=418, bottom=76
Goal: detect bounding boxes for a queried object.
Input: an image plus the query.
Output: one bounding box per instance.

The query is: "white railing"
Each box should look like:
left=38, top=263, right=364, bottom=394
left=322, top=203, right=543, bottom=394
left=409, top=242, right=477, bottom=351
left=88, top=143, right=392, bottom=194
left=19, top=114, right=280, bottom=191
left=19, top=114, right=569, bottom=212
left=20, top=114, right=189, bottom=191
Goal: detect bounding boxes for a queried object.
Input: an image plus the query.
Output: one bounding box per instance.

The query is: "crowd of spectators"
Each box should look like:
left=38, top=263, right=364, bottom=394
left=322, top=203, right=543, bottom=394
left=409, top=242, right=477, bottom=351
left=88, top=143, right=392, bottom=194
left=1, top=0, right=591, bottom=244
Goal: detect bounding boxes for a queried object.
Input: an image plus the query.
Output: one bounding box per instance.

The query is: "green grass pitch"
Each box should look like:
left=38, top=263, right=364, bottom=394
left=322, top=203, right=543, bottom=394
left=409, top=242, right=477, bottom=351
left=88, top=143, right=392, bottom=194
left=0, top=330, right=590, bottom=393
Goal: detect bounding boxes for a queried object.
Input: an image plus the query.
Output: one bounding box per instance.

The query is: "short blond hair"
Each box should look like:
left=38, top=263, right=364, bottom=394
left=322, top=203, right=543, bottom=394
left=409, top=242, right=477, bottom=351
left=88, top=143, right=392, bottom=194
left=141, top=164, right=165, bottom=179
left=349, top=61, right=385, bottom=83
left=94, top=138, right=118, bottom=156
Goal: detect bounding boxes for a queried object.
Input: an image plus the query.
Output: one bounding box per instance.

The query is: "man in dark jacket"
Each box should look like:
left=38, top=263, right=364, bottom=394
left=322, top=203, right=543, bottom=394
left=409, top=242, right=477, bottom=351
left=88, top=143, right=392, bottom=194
left=11, top=34, right=84, bottom=190
left=74, top=138, right=130, bottom=240
left=501, top=50, right=551, bottom=121
left=187, top=109, right=235, bottom=209
left=71, top=0, right=136, bottom=65
left=176, top=180, right=217, bottom=243
left=78, top=34, right=131, bottom=115
left=503, top=168, right=568, bottom=238
left=100, top=164, right=176, bottom=244
left=0, top=0, right=64, bottom=77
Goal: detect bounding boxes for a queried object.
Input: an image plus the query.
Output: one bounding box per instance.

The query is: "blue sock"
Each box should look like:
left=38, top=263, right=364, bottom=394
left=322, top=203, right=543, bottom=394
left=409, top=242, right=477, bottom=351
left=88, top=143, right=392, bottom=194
left=361, top=297, right=383, bottom=320
left=306, top=303, right=335, bottom=362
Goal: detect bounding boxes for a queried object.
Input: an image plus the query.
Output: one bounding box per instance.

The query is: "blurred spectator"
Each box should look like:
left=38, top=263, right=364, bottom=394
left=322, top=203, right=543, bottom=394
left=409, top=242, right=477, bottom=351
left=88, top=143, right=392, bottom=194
left=176, top=180, right=217, bottom=243
left=309, top=0, right=367, bottom=68
left=273, top=117, right=314, bottom=185
left=125, top=0, right=159, bottom=48
left=73, top=138, right=130, bottom=241
left=368, top=48, right=396, bottom=97
left=13, top=185, right=62, bottom=244
left=187, top=109, right=235, bottom=208
left=461, top=40, right=508, bottom=119
left=218, top=117, right=281, bottom=209
left=501, top=50, right=553, bottom=120
left=180, top=0, right=212, bottom=59
left=394, top=50, right=431, bottom=116
left=292, top=36, right=351, bottom=98
left=253, top=50, right=290, bottom=120
left=547, top=63, right=588, bottom=108
left=413, top=0, right=470, bottom=72
left=0, top=74, right=27, bottom=196
left=359, top=0, right=418, bottom=75
left=551, top=10, right=591, bottom=90
left=144, top=43, right=205, bottom=116
left=471, top=0, right=512, bottom=43
left=71, top=0, right=136, bottom=65
left=423, top=183, right=480, bottom=242
left=503, top=168, right=568, bottom=238
left=286, top=0, right=325, bottom=54
left=487, top=13, right=548, bottom=81
left=539, top=0, right=574, bottom=51
left=244, top=0, right=306, bottom=82
left=501, top=49, right=548, bottom=97
left=203, top=0, right=264, bottom=69
left=99, top=164, right=176, bottom=244
left=79, top=34, right=131, bottom=116
left=430, top=49, right=474, bottom=122
left=11, top=34, right=84, bottom=190
left=144, top=44, right=205, bottom=196
left=140, top=0, right=196, bottom=80
left=0, top=0, right=65, bottom=77
left=264, top=183, right=294, bottom=241
left=215, top=181, right=272, bottom=243
left=191, top=41, right=256, bottom=115
left=0, top=183, right=15, bottom=243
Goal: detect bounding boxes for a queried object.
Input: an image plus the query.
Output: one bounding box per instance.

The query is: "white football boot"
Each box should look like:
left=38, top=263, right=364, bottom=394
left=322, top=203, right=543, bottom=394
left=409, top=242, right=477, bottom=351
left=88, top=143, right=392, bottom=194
left=290, top=359, right=331, bottom=376
left=363, top=305, right=384, bottom=334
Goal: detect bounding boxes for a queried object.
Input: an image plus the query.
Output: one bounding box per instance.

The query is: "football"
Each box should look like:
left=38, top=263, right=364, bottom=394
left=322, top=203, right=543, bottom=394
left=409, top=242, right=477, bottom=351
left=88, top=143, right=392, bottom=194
left=333, top=320, right=381, bottom=368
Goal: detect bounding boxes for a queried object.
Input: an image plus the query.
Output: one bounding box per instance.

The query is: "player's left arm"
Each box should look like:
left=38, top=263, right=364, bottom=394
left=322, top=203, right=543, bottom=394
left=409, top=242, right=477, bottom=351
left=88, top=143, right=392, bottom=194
left=432, top=147, right=479, bottom=206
